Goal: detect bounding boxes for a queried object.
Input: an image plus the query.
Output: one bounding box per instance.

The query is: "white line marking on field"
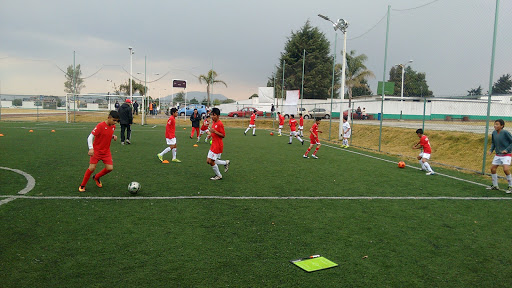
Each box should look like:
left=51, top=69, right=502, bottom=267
left=0, top=195, right=510, bottom=201
left=0, top=167, right=36, bottom=195
left=0, top=197, right=17, bottom=205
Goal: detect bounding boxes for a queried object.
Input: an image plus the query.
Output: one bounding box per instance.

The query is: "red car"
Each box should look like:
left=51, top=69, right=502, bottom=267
left=228, top=107, right=264, bottom=117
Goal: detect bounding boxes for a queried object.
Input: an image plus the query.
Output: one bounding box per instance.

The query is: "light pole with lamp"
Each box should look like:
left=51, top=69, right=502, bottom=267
left=128, top=47, right=134, bottom=102
left=137, top=71, right=160, bottom=123
left=396, top=60, right=413, bottom=120
left=318, top=14, right=349, bottom=140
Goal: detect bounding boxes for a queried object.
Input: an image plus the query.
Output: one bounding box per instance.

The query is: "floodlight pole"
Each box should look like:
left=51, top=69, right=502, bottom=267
left=129, top=47, right=134, bottom=102
left=338, top=29, right=347, bottom=140
left=397, top=60, right=413, bottom=121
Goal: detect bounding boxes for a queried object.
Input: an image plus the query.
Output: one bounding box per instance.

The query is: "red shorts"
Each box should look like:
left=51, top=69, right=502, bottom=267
left=90, top=153, right=113, bottom=165
left=310, top=136, right=320, bottom=145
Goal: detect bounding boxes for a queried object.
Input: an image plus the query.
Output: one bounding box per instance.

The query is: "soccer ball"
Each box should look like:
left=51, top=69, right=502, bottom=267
left=128, top=181, right=141, bottom=194
left=270, top=132, right=274, bottom=136
left=398, top=161, right=406, bottom=168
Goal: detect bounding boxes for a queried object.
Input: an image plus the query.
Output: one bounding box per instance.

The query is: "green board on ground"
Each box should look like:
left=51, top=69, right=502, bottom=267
left=290, top=256, right=338, bottom=272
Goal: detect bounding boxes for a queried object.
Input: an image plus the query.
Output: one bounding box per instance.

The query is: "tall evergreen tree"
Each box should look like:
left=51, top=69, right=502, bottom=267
left=467, top=85, right=482, bottom=96
left=64, top=64, right=85, bottom=94
left=492, top=74, right=512, bottom=95
left=268, top=21, right=340, bottom=99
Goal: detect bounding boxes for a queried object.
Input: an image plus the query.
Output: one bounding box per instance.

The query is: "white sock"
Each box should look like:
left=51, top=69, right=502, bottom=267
left=278, top=129, right=282, bottom=134
left=245, top=127, right=250, bottom=134
left=423, top=162, right=433, bottom=173
left=212, top=164, right=222, bottom=177
left=507, top=174, right=512, bottom=186
left=253, top=128, right=256, bottom=135
left=172, top=148, right=176, bottom=159
left=160, top=147, right=171, bottom=155
left=492, top=174, right=498, bottom=186
left=419, top=160, right=425, bottom=170
left=297, top=136, right=303, bottom=142
left=289, top=136, right=292, bottom=142
left=215, top=159, right=226, bottom=165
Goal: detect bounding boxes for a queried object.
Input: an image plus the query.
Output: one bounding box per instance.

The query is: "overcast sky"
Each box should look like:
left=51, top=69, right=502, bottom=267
left=0, top=0, right=510, bottom=100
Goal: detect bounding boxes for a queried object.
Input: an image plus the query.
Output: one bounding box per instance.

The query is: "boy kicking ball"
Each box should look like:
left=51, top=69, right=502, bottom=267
left=487, top=119, right=512, bottom=193
left=79, top=110, right=120, bottom=192
left=412, top=129, right=435, bottom=175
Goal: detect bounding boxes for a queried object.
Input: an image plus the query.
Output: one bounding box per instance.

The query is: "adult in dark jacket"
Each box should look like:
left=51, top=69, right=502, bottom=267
left=190, top=109, right=201, bottom=139
left=132, top=101, right=139, bottom=115
left=119, top=99, right=133, bottom=145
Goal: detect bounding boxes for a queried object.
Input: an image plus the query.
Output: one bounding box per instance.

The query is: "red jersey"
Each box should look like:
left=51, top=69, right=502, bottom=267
left=299, top=117, right=304, bottom=126
left=200, top=118, right=209, bottom=131
left=289, top=118, right=298, bottom=131
left=91, top=121, right=116, bottom=156
left=250, top=113, right=256, bottom=125
left=310, top=123, right=319, bottom=139
left=419, top=135, right=432, bottom=154
left=210, top=120, right=225, bottom=154
left=279, top=114, right=285, bottom=125
left=165, top=115, right=176, bottom=139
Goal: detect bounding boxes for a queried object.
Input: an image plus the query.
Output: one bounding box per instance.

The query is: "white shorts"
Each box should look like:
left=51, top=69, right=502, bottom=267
left=248, top=124, right=256, bottom=128
left=492, top=155, right=512, bottom=166
left=343, top=133, right=351, bottom=139
left=298, top=126, right=304, bottom=130
left=200, top=129, right=209, bottom=135
left=207, top=150, right=222, bottom=161
left=290, top=131, right=298, bottom=136
left=166, top=138, right=177, bottom=145
left=419, top=152, right=431, bottom=160
left=279, top=125, right=283, bottom=129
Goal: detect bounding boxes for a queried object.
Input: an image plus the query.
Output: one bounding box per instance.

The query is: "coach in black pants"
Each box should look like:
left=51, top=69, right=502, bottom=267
left=119, top=99, right=133, bottom=145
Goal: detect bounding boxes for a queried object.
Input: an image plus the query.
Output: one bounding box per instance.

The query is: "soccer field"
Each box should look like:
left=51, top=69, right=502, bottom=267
left=1, top=121, right=511, bottom=287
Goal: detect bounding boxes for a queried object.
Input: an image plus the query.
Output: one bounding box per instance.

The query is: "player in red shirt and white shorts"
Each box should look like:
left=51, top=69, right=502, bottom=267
left=303, top=118, right=322, bottom=159
left=207, top=108, right=230, bottom=180
left=244, top=111, right=257, bottom=136
left=298, top=113, right=304, bottom=137
left=79, top=110, right=120, bottom=192
left=413, top=129, right=435, bottom=175
left=157, top=108, right=181, bottom=163
left=288, top=115, right=304, bottom=145
left=198, top=115, right=211, bottom=143
left=277, top=112, right=285, bottom=136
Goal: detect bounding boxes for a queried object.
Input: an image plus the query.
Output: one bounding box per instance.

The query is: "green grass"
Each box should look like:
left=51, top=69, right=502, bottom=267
left=1, top=121, right=511, bottom=287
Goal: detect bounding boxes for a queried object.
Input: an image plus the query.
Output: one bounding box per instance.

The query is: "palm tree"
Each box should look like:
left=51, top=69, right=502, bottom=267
left=198, top=70, right=227, bottom=108
left=336, top=50, right=375, bottom=107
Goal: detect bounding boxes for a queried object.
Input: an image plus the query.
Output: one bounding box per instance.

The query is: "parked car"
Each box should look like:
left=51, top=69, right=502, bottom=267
left=304, top=108, right=330, bottom=119
left=228, top=107, right=264, bottom=117
left=177, top=104, right=207, bottom=117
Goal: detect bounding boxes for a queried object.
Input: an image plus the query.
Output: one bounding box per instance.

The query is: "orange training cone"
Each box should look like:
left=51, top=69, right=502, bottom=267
left=29, top=130, right=34, bottom=132
left=51, top=130, right=56, bottom=132
left=193, top=144, right=198, bottom=147
left=0, top=134, right=4, bottom=137
left=162, top=160, right=170, bottom=164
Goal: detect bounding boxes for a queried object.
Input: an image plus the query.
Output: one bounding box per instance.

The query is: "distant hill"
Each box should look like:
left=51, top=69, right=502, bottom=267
left=159, top=91, right=228, bottom=102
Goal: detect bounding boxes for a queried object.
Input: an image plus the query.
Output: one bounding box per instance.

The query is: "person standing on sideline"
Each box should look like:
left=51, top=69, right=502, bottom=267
left=341, top=116, right=351, bottom=148
left=298, top=113, right=304, bottom=137
left=198, top=115, right=211, bottom=143
left=79, top=110, right=120, bottom=192
left=118, top=99, right=133, bottom=145
left=303, top=118, right=322, bottom=159
left=244, top=110, right=257, bottom=136
left=413, top=129, right=435, bottom=175
left=190, top=108, right=201, bottom=139
left=149, top=102, right=154, bottom=115
left=207, top=108, right=230, bottom=180
left=114, top=101, right=120, bottom=111
left=271, top=103, right=275, bottom=118
left=157, top=108, right=181, bottom=163
left=487, top=119, right=512, bottom=193
left=277, top=112, right=285, bottom=136
left=288, top=115, right=304, bottom=145
left=132, top=100, right=139, bottom=115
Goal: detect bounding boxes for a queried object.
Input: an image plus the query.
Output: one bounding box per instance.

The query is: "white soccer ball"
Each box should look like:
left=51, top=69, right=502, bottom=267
left=128, top=181, right=141, bottom=194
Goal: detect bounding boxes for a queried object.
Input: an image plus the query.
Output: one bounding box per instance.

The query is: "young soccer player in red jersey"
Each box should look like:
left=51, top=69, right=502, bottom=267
left=198, top=115, right=211, bottom=143
left=277, top=112, right=285, bottom=136
left=298, top=113, right=304, bottom=137
left=157, top=108, right=181, bottom=163
left=79, top=110, right=120, bottom=192
left=413, top=128, right=435, bottom=175
left=244, top=110, right=257, bottom=136
left=288, top=115, right=304, bottom=145
left=303, top=117, right=322, bottom=159
left=207, top=108, right=230, bottom=180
